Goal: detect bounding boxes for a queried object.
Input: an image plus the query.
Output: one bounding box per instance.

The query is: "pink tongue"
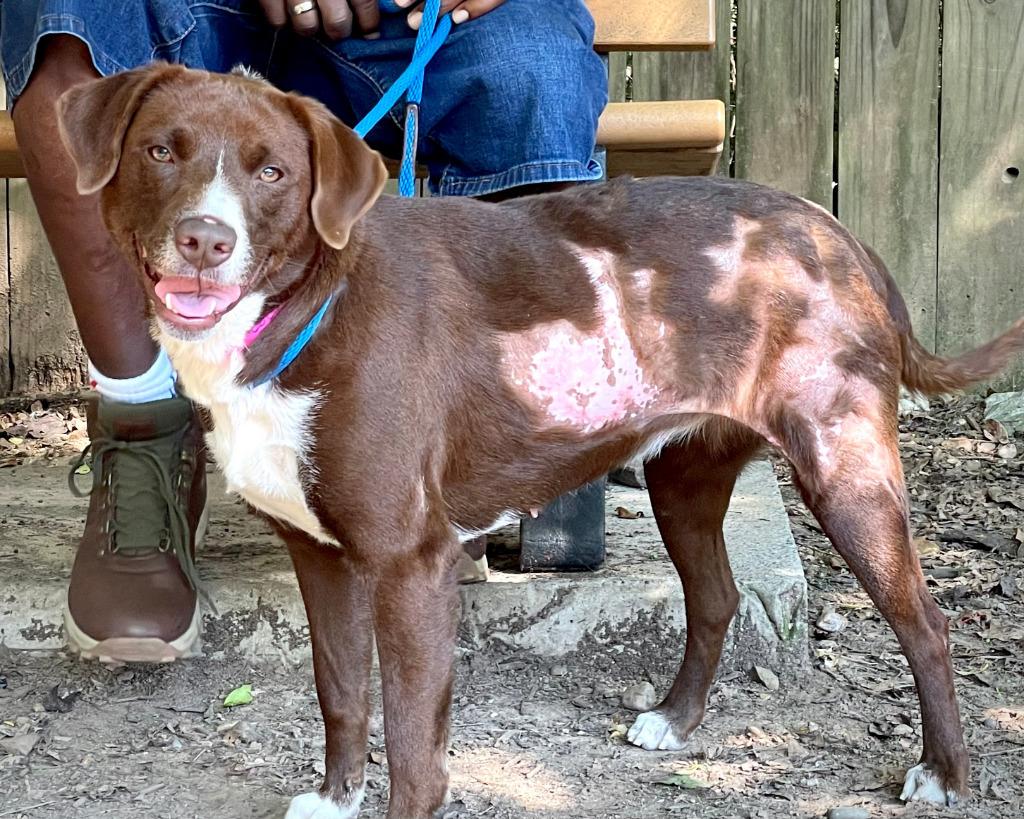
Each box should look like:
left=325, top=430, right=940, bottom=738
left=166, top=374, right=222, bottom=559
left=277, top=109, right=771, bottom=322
left=154, top=277, right=241, bottom=319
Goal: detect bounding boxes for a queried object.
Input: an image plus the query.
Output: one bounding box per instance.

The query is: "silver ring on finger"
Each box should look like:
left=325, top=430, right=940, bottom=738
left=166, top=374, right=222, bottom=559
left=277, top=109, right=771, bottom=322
left=291, top=1, right=317, bottom=16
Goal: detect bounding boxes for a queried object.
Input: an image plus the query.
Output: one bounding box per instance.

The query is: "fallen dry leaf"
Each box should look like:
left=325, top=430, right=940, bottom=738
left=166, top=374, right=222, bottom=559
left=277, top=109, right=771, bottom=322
left=984, top=418, right=1011, bottom=444
left=913, top=536, right=940, bottom=556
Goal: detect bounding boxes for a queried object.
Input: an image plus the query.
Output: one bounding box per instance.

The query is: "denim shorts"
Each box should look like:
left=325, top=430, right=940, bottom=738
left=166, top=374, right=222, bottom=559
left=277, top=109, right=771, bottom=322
left=0, top=0, right=607, bottom=196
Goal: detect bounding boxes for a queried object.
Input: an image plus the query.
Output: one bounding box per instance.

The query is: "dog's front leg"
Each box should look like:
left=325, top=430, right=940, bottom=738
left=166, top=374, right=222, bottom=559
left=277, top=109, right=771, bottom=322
left=370, top=531, right=459, bottom=819
left=284, top=533, right=375, bottom=819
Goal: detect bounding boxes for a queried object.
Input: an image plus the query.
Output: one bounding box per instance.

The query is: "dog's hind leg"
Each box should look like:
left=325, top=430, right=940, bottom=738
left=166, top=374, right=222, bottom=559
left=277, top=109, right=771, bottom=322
left=284, top=534, right=374, bottom=819
left=783, top=408, right=969, bottom=805
left=628, top=422, right=762, bottom=751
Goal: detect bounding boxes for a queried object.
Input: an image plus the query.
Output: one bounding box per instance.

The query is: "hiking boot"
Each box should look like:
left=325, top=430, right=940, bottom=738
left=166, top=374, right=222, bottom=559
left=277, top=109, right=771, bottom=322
left=64, top=395, right=207, bottom=663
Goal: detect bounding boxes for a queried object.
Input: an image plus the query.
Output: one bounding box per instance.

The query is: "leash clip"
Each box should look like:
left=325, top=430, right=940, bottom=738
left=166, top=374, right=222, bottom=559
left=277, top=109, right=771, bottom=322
left=400, top=102, right=421, bottom=197
left=403, top=102, right=420, bottom=154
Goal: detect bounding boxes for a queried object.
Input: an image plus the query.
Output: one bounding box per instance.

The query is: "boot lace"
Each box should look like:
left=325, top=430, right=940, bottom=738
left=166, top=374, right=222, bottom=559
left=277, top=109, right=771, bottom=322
left=69, top=436, right=200, bottom=591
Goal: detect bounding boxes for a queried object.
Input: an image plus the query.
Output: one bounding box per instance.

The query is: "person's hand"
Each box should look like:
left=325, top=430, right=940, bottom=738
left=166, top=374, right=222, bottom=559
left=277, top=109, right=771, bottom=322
left=401, top=0, right=509, bottom=30
left=259, top=0, right=381, bottom=40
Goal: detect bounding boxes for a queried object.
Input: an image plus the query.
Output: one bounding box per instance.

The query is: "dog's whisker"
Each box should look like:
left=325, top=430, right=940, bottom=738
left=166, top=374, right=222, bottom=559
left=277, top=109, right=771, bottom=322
left=248, top=254, right=276, bottom=295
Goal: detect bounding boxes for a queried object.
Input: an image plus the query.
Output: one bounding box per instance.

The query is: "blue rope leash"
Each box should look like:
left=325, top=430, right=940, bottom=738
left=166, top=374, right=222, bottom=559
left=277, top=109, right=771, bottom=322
left=355, top=0, right=451, bottom=196
left=252, top=3, right=450, bottom=387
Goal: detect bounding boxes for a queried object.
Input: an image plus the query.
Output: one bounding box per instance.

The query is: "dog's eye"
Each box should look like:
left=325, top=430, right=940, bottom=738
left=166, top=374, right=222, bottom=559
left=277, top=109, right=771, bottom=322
left=259, top=166, right=283, bottom=183
left=148, top=146, right=173, bottom=163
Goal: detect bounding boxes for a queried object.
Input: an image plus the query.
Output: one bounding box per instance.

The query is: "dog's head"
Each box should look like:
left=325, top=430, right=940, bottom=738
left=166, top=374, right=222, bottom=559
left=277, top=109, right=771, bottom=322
left=57, top=63, right=387, bottom=337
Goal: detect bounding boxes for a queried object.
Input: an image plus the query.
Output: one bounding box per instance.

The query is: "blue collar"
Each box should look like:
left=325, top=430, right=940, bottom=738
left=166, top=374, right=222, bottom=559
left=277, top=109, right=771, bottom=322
left=249, top=293, right=334, bottom=388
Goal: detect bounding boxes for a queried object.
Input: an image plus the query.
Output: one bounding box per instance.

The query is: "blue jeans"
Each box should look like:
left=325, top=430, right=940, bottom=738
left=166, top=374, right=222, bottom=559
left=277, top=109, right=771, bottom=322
left=0, top=0, right=607, bottom=196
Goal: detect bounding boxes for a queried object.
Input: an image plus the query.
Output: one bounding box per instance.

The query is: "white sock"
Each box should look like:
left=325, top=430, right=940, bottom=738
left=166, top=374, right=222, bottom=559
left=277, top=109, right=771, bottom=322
left=88, top=349, right=177, bottom=404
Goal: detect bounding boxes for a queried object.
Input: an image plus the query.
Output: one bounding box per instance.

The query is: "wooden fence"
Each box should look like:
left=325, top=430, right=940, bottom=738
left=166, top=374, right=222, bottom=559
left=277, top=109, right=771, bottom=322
left=2, top=0, right=1023, bottom=396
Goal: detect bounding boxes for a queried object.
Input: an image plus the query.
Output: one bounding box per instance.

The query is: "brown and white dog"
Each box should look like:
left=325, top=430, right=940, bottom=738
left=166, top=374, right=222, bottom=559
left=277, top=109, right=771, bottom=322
left=57, top=63, right=1024, bottom=818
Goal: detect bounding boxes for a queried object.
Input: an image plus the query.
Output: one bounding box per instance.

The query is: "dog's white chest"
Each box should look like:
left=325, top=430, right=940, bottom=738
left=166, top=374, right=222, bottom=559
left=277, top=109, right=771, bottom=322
left=160, top=308, right=337, bottom=545
left=207, top=383, right=334, bottom=544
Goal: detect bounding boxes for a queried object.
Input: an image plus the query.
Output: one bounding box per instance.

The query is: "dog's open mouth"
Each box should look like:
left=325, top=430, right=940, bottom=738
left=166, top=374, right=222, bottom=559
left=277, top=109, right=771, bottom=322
left=155, top=275, right=241, bottom=320
left=145, top=263, right=245, bottom=331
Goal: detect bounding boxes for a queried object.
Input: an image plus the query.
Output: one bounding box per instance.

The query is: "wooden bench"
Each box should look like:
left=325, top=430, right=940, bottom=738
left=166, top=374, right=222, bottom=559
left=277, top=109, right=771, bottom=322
left=0, top=1, right=722, bottom=570
left=590, top=0, right=723, bottom=177
left=0, top=1, right=724, bottom=181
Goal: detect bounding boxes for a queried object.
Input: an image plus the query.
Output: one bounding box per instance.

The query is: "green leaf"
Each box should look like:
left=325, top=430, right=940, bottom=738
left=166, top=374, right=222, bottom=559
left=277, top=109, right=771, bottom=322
left=223, top=684, right=253, bottom=707
left=652, top=774, right=704, bottom=789
left=74, top=462, right=91, bottom=475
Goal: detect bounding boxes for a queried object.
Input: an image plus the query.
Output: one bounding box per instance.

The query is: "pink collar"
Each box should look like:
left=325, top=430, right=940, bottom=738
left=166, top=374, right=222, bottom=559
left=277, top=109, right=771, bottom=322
left=225, top=304, right=281, bottom=363
left=229, top=293, right=335, bottom=387
left=243, top=304, right=283, bottom=347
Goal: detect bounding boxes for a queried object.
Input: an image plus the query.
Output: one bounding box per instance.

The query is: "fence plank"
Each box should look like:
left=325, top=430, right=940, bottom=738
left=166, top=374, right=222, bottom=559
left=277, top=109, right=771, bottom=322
left=938, top=0, right=1024, bottom=387
left=1, top=79, right=9, bottom=395
left=608, top=53, right=627, bottom=103
left=1, top=181, right=8, bottom=395
left=8, top=180, right=86, bottom=394
left=630, top=0, right=732, bottom=173
left=837, top=0, right=939, bottom=351
left=735, top=0, right=835, bottom=204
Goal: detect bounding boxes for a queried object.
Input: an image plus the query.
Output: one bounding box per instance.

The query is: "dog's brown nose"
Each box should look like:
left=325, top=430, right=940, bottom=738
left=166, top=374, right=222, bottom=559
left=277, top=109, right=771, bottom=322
left=174, top=216, right=237, bottom=271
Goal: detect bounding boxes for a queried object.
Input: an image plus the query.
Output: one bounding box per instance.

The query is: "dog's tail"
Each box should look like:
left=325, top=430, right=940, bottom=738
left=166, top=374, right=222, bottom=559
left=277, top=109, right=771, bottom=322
left=871, top=248, right=1024, bottom=395
left=899, top=317, right=1024, bottom=396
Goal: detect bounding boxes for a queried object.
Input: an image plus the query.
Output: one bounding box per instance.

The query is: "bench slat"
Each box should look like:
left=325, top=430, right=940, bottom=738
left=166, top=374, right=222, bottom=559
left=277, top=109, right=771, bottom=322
left=588, top=0, right=715, bottom=51
left=603, top=100, right=725, bottom=177
left=599, top=100, right=723, bottom=149
left=0, top=98, right=725, bottom=180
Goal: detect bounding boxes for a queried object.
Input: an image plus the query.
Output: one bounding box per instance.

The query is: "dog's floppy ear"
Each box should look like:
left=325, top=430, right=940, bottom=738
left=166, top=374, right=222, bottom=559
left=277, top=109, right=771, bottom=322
left=292, top=98, right=388, bottom=250
left=57, top=62, right=184, bottom=196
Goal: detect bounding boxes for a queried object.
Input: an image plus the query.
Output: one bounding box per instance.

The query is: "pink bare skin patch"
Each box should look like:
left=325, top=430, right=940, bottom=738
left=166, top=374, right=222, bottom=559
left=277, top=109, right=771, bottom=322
left=502, top=249, right=662, bottom=432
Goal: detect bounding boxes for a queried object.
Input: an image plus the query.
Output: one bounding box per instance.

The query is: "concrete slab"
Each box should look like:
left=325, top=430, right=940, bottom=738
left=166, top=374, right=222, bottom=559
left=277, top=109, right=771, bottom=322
left=0, top=457, right=807, bottom=674
left=985, top=391, right=1024, bottom=433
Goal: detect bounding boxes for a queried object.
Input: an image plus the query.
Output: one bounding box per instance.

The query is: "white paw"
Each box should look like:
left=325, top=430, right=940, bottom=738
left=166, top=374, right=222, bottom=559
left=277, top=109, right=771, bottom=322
left=285, top=787, right=364, bottom=819
left=900, top=763, right=959, bottom=805
left=627, top=710, right=687, bottom=751
left=898, top=388, right=930, bottom=415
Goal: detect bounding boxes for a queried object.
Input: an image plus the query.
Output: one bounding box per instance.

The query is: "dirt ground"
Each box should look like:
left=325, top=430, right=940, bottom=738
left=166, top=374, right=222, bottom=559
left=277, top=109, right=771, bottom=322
left=2, top=393, right=1023, bottom=819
